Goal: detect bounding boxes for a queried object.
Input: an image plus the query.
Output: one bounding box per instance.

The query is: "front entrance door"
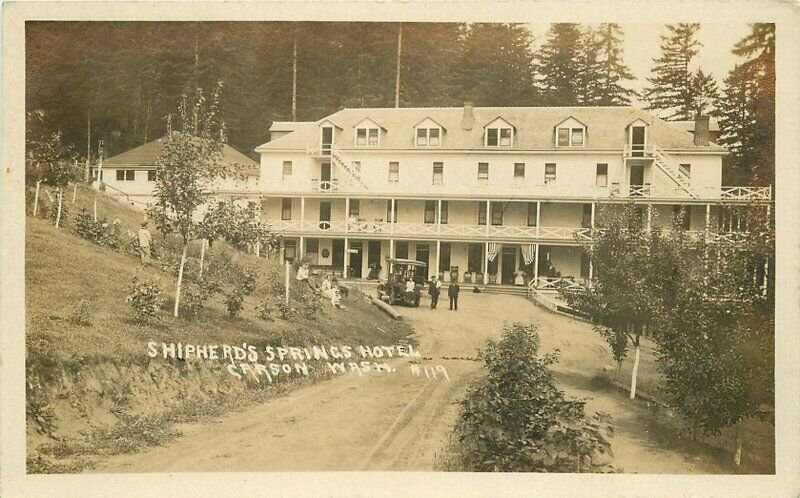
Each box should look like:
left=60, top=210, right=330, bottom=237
left=501, top=246, right=517, bottom=285
left=630, top=165, right=645, bottom=196
left=319, top=201, right=331, bottom=230
left=320, top=162, right=332, bottom=190
left=349, top=241, right=363, bottom=278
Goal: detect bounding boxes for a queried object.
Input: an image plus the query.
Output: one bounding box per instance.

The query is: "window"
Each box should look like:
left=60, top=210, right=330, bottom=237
left=355, top=126, right=380, bottom=146
left=424, top=201, right=436, bottom=224
left=282, top=161, right=292, bottom=179
left=356, top=128, right=367, bottom=146
left=491, top=202, right=504, bottom=226
left=478, top=203, right=487, bottom=225
left=395, top=241, right=409, bottom=259
left=596, top=163, right=608, bottom=187
left=478, top=162, right=489, bottom=182
left=440, top=201, right=449, bottom=224
left=349, top=199, right=360, bottom=217
left=486, top=127, right=513, bottom=146
left=514, top=163, right=525, bottom=180
left=527, top=202, right=538, bottom=227
left=281, top=198, right=292, bottom=220
left=283, top=240, right=297, bottom=262
left=147, top=170, right=157, bottom=182
left=368, top=128, right=379, bottom=146
left=679, top=163, right=691, bottom=179
left=386, top=200, right=398, bottom=223
left=116, top=169, right=135, bottom=181
left=416, top=128, right=441, bottom=147
left=544, top=163, right=557, bottom=184
left=557, top=127, right=585, bottom=147
left=388, top=162, right=400, bottom=183
left=582, top=204, right=592, bottom=228
left=432, top=162, right=444, bottom=185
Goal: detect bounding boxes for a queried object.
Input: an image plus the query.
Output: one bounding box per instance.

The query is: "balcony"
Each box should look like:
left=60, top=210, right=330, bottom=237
left=310, top=178, right=340, bottom=192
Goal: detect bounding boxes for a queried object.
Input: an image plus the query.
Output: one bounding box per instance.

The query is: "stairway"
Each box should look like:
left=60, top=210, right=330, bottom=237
left=652, top=145, right=699, bottom=199
left=330, top=148, right=368, bottom=190
left=477, top=285, right=529, bottom=297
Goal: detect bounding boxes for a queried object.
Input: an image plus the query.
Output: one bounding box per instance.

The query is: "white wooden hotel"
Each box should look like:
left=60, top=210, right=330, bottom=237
left=97, top=104, right=772, bottom=293
left=248, top=104, right=771, bottom=292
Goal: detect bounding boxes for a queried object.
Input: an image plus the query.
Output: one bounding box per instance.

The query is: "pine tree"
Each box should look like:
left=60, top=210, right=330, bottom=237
left=537, top=23, right=583, bottom=106
left=594, top=24, right=636, bottom=106
left=575, top=26, right=604, bottom=105
left=642, top=23, right=718, bottom=120
left=716, top=24, right=774, bottom=185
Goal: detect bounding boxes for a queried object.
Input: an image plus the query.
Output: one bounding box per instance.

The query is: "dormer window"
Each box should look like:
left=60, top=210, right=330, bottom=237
left=484, top=117, right=515, bottom=147
left=555, top=117, right=587, bottom=147
left=416, top=128, right=441, bottom=146
left=356, top=127, right=380, bottom=146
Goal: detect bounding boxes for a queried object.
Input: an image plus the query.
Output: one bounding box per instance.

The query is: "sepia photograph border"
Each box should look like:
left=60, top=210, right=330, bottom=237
left=2, top=1, right=799, bottom=496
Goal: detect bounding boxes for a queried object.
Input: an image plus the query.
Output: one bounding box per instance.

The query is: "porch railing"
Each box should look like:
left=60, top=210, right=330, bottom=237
left=310, top=178, right=340, bottom=192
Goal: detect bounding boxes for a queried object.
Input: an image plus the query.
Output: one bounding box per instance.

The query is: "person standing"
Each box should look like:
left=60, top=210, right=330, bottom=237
left=429, top=275, right=441, bottom=309
left=448, top=281, right=460, bottom=310
left=137, top=221, right=153, bottom=265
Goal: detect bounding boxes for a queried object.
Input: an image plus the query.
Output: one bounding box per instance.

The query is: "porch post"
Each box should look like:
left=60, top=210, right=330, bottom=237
left=590, top=202, right=596, bottom=228
left=299, top=236, right=305, bottom=261
left=533, top=243, right=540, bottom=289
left=536, top=201, right=541, bottom=228
left=483, top=241, right=489, bottom=285
left=435, top=240, right=441, bottom=279
left=390, top=198, right=396, bottom=234
left=485, top=200, right=491, bottom=236
left=300, top=196, right=306, bottom=231
left=390, top=238, right=395, bottom=258
left=646, top=204, right=652, bottom=231
left=344, top=237, right=349, bottom=279
left=345, top=197, right=350, bottom=233
left=705, top=204, right=711, bottom=231
left=437, top=199, right=442, bottom=235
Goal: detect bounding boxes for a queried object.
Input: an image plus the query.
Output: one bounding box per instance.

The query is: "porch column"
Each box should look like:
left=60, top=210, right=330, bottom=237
left=533, top=243, right=540, bottom=289
left=646, top=204, right=652, bottom=231
left=485, top=200, right=491, bottom=236
left=343, top=237, right=349, bottom=279
left=536, top=201, right=542, bottom=228
left=437, top=199, right=442, bottom=235
left=345, top=197, right=350, bottom=233
left=483, top=241, right=489, bottom=285
left=279, top=238, right=285, bottom=262
left=590, top=202, right=596, bottom=228
left=389, top=239, right=395, bottom=274
left=705, top=204, right=711, bottom=231
left=299, top=236, right=305, bottom=260
left=435, top=240, right=441, bottom=279
left=300, top=196, right=306, bottom=231
left=390, top=198, right=396, bottom=234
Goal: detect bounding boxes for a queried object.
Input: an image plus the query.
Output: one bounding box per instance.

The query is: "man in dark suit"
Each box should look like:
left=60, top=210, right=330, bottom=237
left=448, top=281, right=460, bottom=311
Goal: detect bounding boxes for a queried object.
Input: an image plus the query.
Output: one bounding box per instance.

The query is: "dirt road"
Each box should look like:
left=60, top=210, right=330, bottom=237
left=92, top=293, right=724, bottom=473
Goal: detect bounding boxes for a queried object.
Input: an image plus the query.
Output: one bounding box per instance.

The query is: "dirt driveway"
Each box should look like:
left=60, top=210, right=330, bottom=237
left=91, top=293, right=724, bottom=473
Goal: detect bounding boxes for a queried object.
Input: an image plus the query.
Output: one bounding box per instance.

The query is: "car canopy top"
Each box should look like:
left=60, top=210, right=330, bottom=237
left=386, top=258, right=427, bottom=267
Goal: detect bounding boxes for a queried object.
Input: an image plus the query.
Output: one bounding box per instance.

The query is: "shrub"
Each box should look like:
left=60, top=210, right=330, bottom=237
left=48, top=198, right=68, bottom=227
left=126, top=274, right=164, bottom=324
left=180, top=281, right=216, bottom=319
left=66, top=299, right=92, bottom=327
left=447, top=322, right=617, bottom=473
left=256, top=299, right=294, bottom=321
left=225, top=289, right=244, bottom=317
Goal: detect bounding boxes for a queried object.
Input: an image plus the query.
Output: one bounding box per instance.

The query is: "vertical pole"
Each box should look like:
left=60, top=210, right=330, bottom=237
left=437, top=199, right=442, bottom=235
left=199, top=239, right=206, bottom=278
left=705, top=204, right=711, bottom=231
left=590, top=202, right=596, bottom=228
left=394, top=23, right=402, bottom=108
left=285, top=260, right=290, bottom=305
left=646, top=204, right=652, bottom=231
left=292, top=34, right=298, bottom=121
left=255, top=241, right=260, bottom=258
left=483, top=241, right=489, bottom=285
left=486, top=200, right=491, bottom=236
left=344, top=237, right=349, bottom=279
left=300, top=196, right=305, bottom=231
left=33, top=180, right=41, bottom=217
left=390, top=198, right=396, bottom=233
left=389, top=238, right=395, bottom=258
left=300, top=236, right=305, bottom=261
left=536, top=201, right=541, bottom=228
left=345, top=197, right=350, bottom=233
left=533, top=243, right=540, bottom=289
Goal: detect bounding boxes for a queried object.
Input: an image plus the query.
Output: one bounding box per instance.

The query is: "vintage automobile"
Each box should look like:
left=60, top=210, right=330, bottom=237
left=376, top=258, right=427, bottom=307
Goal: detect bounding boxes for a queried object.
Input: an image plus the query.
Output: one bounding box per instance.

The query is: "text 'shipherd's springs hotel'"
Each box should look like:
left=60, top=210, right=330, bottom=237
left=93, top=104, right=772, bottom=294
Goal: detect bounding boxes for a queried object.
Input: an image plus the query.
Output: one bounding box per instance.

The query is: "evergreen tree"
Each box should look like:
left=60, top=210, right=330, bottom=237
left=457, top=23, right=538, bottom=106
left=594, top=24, right=637, bottom=106
left=537, top=23, right=583, bottom=106
left=575, top=26, right=604, bottom=105
left=716, top=23, right=775, bottom=185
left=642, top=23, right=718, bottom=120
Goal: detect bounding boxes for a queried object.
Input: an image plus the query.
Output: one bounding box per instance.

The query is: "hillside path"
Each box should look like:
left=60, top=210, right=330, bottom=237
left=91, top=293, right=723, bottom=473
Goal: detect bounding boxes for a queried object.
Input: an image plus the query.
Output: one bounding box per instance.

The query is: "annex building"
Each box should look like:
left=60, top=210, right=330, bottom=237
left=250, top=104, right=771, bottom=291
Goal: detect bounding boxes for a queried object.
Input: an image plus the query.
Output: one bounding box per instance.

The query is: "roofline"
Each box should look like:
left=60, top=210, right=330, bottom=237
left=254, top=147, right=728, bottom=155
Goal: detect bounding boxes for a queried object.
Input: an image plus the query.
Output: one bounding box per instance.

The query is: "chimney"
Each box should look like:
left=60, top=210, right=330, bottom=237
left=693, top=114, right=710, bottom=146
left=461, top=101, right=475, bottom=131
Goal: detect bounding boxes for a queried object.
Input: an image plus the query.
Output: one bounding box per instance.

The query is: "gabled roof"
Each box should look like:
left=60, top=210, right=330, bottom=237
left=555, top=115, right=588, bottom=128
left=413, top=116, right=447, bottom=131
left=354, top=117, right=387, bottom=131
left=269, top=121, right=313, bottom=132
left=483, top=116, right=516, bottom=130
left=105, top=136, right=259, bottom=177
left=255, top=106, right=727, bottom=152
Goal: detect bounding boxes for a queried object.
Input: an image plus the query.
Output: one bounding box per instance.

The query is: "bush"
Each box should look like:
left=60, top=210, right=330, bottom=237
left=73, top=209, right=136, bottom=254
left=256, top=299, right=294, bottom=321
left=225, top=289, right=244, bottom=317
left=180, top=280, right=217, bottom=319
left=126, top=274, right=164, bottom=324
left=446, top=322, right=617, bottom=473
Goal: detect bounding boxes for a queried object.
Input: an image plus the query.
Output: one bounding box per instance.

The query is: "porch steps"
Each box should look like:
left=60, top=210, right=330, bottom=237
left=652, top=146, right=700, bottom=199
left=478, top=285, right=530, bottom=297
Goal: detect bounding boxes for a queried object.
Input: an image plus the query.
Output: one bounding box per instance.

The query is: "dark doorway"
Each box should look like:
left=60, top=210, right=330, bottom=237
left=320, top=162, right=332, bottom=190
left=368, top=240, right=382, bottom=277
left=439, top=242, right=451, bottom=274
left=332, top=239, right=344, bottom=269
left=395, top=241, right=409, bottom=259
left=321, top=127, right=333, bottom=154
left=501, top=246, right=517, bottom=285
left=630, top=165, right=645, bottom=196
left=349, top=241, right=363, bottom=278
left=415, top=244, right=430, bottom=279
left=631, top=126, right=646, bottom=156
left=319, top=202, right=331, bottom=230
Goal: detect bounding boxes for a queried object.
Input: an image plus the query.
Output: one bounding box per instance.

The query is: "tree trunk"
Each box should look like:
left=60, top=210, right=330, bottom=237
left=395, top=22, right=403, bottom=108
left=33, top=180, right=41, bottom=216
left=72, top=182, right=77, bottom=204
left=199, top=239, right=206, bottom=279
left=734, top=424, right=742, bottom=466
left=55, top=188, right=63, bottom=228
left=93, top=195, right=98, bottom=221
left=292, top=36, right=298, bottom=121
left=285, top=260, right=290, bottom=305
left=174, top=242, right=188, bottom=317
left=629, top=342, right=640, bottom=400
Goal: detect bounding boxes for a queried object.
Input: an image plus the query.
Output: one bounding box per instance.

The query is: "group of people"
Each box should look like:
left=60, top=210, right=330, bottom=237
left=296, top=263, right=348, bottom=309
left=426, top=275, right=460, bottom=311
